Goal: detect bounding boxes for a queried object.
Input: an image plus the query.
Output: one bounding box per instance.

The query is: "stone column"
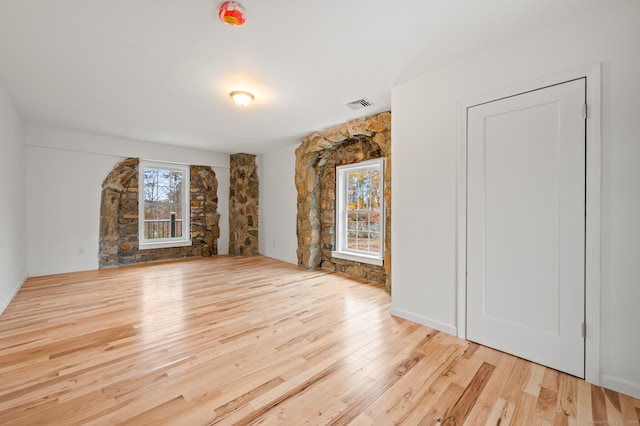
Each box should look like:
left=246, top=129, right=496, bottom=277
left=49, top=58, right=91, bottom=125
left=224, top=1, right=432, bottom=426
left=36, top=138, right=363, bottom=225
left=295, top=152, right=323, bottom=269
left=191, top=166, right=220, bottom=257
left=229, top=153, right=259, bottom=256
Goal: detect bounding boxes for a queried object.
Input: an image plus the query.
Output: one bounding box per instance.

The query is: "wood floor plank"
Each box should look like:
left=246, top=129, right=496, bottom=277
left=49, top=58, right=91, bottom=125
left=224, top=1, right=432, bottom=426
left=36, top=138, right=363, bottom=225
left=524, top=363, right=546, bottom=397
left=535, top=386, right=559, bottom=423
left=386, top=353, right=466, bottom=424
left=418, top=381, right=465, bottom=425
left=603, top=387, right=624, bottom=425
left=620, top=394, right=640, bottom=423
left=361, top=343, right=464, bottom=424
left=0, top=255, right=637, bottom=425
left=485, top=396, right=516, bottom=426
left=576, top=379, right=594, bottom=425
left=440, top=361, right=496, bottom=425
left=591, top=384, right=609, bottom=422
left=558, top=372, right=578, bottom=421
left=463, top=350, right=517, bottom=425
left=510, top=391, right=538, bottom=425
left=500, top=357, right=532, bottom=404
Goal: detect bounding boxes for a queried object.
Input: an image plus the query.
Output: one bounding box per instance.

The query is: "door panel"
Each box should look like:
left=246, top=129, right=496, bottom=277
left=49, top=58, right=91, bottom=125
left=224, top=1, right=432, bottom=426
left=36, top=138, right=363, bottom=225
left=466, top=79, right=586, bottom=378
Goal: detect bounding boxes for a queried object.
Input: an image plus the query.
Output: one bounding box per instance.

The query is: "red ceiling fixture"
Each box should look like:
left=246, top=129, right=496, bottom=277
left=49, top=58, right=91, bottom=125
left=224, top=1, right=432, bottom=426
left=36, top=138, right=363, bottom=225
left=218, top=1, right=246, bottom=26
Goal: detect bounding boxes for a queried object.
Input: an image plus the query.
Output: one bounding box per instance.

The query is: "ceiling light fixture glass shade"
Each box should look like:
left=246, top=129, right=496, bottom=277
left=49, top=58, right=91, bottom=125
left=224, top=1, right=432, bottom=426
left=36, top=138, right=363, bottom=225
left=230, top=91, right=254, bottom=107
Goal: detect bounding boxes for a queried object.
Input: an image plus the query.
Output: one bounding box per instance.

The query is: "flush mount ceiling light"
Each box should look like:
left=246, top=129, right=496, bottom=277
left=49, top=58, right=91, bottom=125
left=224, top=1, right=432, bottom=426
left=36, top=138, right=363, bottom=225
left=230, top=90, right=254, bottom=107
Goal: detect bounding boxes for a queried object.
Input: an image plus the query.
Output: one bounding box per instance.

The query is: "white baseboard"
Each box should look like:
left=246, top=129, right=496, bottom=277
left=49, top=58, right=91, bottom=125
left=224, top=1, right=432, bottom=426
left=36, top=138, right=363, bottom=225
left=0, top=273, right=27, bottom=316
left=390, top=306, right=457, bottom=336
left=600, top=374, right=640, bottom=399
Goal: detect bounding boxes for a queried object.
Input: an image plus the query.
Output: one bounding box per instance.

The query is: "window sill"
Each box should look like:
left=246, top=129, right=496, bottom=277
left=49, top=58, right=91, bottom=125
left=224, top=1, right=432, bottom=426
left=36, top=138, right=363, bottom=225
left=331, top=251, right=383, bottom=266
left=139, top=239, right=192, bottom=250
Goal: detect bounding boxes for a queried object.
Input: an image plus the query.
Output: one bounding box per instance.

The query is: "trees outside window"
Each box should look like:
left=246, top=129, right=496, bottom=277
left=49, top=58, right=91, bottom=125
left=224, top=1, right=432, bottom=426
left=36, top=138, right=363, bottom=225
left=333, top=158, right=384, bottom=266
left=138, top=161, right=191, bottom=249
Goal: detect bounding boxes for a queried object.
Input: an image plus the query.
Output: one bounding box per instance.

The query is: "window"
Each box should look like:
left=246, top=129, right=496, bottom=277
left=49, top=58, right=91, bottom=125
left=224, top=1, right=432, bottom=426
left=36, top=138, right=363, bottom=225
left=333, top=158, right=384, bottom=266
left=138, top=161, right=191, bottom=250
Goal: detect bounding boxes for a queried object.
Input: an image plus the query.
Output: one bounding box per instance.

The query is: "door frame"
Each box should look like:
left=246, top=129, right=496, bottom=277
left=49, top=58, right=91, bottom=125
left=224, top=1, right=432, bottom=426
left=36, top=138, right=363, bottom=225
left=456, top=63, right=601, bottom=384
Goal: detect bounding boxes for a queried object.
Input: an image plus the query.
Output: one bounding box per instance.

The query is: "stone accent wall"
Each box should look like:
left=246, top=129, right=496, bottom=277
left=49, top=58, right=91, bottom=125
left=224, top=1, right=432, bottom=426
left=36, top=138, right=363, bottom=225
left=319, top=139, right=386, bottom=284
left=295, top=112, right=391, bottom=292
left=229, top=153, right=259, bottom=256
left=99, top=158, right=220, bottom=268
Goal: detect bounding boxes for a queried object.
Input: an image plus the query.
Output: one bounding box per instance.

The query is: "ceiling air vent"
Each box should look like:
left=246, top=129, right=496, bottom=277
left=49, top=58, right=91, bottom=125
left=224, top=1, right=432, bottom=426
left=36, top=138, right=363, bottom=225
left=346, top=98, right=373, bottom=110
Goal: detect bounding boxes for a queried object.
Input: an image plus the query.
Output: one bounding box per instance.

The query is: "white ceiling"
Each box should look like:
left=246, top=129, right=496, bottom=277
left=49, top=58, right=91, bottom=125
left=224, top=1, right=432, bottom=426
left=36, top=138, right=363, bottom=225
left=0, top=0, right=620, bottom=154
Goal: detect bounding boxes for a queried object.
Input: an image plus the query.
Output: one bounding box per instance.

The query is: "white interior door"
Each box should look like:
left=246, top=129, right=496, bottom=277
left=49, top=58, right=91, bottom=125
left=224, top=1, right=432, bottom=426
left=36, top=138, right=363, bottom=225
left=466, top=78, right=586, bottom=378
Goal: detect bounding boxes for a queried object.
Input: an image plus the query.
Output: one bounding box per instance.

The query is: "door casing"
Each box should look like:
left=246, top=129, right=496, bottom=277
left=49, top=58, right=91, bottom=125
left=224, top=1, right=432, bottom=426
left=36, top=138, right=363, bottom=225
left=456, top=63, right=601, bottom=384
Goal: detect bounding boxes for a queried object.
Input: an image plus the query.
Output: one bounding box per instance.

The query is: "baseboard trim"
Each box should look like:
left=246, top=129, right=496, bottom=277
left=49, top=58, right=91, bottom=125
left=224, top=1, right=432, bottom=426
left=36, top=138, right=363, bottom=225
left=600, top=374, right=640, bottom=399
left=390, top=306, right=457, bottom=336
left=0, top=273, right=27, bottom=316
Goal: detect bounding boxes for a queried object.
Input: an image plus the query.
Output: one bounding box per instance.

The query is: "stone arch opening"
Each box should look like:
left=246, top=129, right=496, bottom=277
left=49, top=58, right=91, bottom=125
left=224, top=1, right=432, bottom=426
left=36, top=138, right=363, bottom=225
left=99, top=158, right=220, bottom=268
left=295, top=112, right=391, bottom=292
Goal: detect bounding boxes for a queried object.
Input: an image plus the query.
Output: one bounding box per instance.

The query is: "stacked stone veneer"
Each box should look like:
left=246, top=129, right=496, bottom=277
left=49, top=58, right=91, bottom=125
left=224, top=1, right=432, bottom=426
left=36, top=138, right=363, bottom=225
left=99, top=158, right=220, bottom=268
left=295, top=112, right=391, bottom=292
left=229, top=153, right=259, bottom=256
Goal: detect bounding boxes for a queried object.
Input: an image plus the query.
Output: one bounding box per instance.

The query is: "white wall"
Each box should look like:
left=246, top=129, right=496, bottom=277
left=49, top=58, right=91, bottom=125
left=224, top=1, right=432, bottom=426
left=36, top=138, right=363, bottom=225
left=391, top=1, right=640, bottom=397
left=26, top=126, right=230, bottom=276
left=258, top=143, right=298, bottom=265
left=0, top=84, right=26, bottom=314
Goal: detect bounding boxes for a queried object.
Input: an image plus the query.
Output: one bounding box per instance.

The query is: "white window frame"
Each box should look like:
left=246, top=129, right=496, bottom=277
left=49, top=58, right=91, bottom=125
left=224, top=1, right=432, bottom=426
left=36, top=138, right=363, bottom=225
left=138, top=160, right=191, bottom=250
left=332, top=158, right=385, bottom=266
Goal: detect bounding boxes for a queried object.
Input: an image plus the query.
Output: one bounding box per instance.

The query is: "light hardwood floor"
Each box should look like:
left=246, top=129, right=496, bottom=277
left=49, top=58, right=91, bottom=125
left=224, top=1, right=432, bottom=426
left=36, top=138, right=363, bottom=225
left=0, top=256, right=638, bottom=425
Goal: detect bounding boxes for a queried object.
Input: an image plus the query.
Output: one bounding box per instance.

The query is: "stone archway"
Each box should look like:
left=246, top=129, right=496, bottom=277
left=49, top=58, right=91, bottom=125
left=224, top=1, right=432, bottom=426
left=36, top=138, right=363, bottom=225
left=295, top=112, right=391, bottom=292
left=99, top=158, right=220, bottom=268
